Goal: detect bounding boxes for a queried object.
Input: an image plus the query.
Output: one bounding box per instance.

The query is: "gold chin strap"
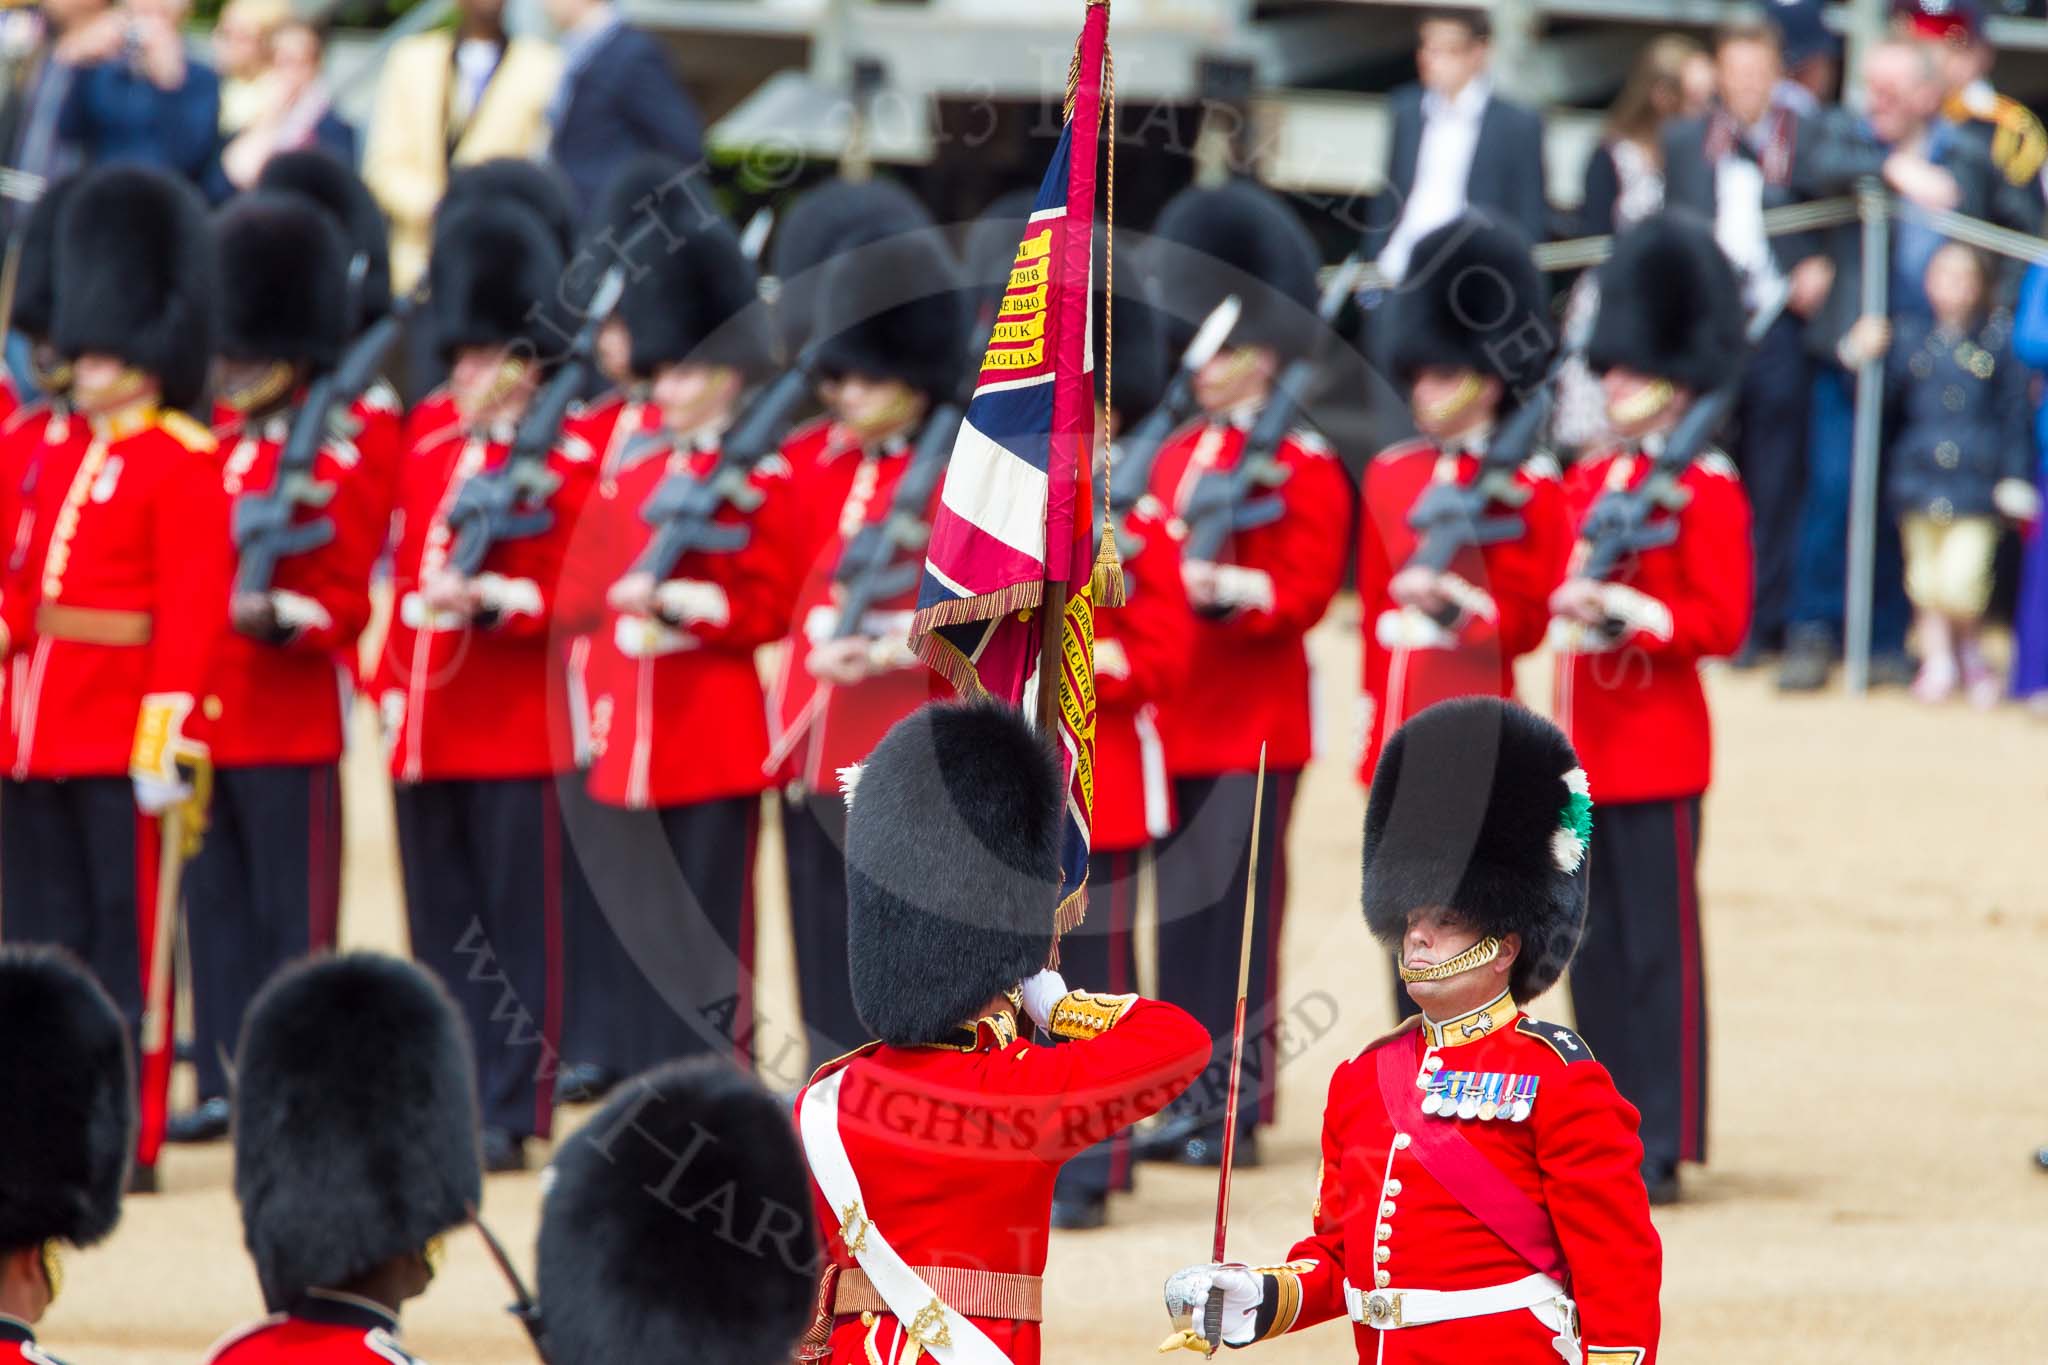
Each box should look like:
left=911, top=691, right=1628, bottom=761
left=1607, top=378, right=1674, bottom=429
left=1418, top=371, right=1484, bottom=429
left=40, top=1240, right=63, bottom=1305
left=1399, top=935, right=1503, bottom=984
left=30, top=355, right=71, bottom=397
left=221, top=360, right=295, bottom=415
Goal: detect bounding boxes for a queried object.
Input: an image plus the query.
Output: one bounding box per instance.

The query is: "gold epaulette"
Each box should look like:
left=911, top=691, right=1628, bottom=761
left=1048, top=990, right=1137, bottom=1041
left=158, top=409, right=219, bottom=454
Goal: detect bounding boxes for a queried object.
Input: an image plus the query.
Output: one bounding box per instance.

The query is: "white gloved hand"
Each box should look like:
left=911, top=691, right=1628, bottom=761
left=1018, top=968, right=1068, bottom=1033
left=1163, top=1263, right=1263, bottom=1348
left=133, top=775, right=190, bottom=816
left=1995, top=477, right=2042, bottom=524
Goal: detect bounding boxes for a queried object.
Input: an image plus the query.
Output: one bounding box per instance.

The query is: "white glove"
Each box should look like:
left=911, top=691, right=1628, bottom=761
left=1995, top=477, right=2042, bottom=523
left=1163, top=1263, right=1263, bottom=1348
left=133, top=775, right=189, bottom=815
left=1019, top=969, right=1068, bottom=1033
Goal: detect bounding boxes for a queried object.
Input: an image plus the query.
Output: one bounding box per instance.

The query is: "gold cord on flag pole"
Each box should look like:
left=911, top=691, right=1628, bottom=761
left=1087, top=24, right=1128, bottom=608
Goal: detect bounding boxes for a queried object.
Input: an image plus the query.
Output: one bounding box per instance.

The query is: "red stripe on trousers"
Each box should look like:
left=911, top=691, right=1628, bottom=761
left=538, top=783, right=565, bottom=1140
left=1674, top=802, right=1704, bottom=1163
left=735, top=803, right=759, bottom=1067
left=1258, top=772, right=1294, bottom=1126
left=133, top=811, right=168, bottom=1168
left=309, top=768, right=340, bottom=950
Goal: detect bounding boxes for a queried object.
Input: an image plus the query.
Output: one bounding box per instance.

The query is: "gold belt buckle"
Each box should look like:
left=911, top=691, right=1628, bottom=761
left=1364, top=1290, right=1404, bottom=1328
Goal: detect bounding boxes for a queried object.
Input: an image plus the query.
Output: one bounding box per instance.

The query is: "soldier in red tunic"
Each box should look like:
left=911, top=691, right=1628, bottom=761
left=533, top=1058, right=818, bottom=1363
left=0, top=166, right=231, bottom=1192
left=1547, top=214, right=1753, bottom=1205
left=1164, top=697, right=1661, bottom=1364
left=556, top=192, right=805, bottom=1078
left=769, top=228, right=965, bottom=1070
left=374, top=194, right=596, bottom=1172
left=1141, top=183, right=1354, bottom=1166
left=0, top=176, right=91, bottom=737
left=0, top=947, right=136, bottom=1365
left=253, top=150, right=407, bottom=515
left=795, top=701, right=1211, bottom=1364
left=1052, top=271, right=1194, bottom=1231
left=206, top=953, right=482, bottom=1365
left=168, top=193, right=400, bottom=1148
left=1358, top=216, right=1569, bottom=1020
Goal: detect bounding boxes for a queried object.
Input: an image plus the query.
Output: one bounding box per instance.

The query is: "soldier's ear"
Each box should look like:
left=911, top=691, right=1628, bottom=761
left=1497, top=933, right=1522, bottom=974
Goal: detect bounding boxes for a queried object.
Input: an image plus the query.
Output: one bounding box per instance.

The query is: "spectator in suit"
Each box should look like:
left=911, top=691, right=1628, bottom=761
left=57, top=0, right=221, bottom=192
left=217, top=19, right=354, bottom=192
left=1779, top=37, right=2002, bottom=691
left=360, top=0, right=561, bottom=293
left=1365, top=8, right=1548, bottom=284
left=1663, top=21, right=1834, bottom=663
left=541, top=0, right=703, bottom=216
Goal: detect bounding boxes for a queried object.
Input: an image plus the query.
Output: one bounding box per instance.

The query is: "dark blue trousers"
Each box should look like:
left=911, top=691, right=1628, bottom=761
left=1790, top=365, right=1911, bottom=654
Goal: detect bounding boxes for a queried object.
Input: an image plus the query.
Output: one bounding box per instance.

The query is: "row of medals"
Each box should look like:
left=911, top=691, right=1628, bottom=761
left=1420, top=1071, right=1539, bottom=1123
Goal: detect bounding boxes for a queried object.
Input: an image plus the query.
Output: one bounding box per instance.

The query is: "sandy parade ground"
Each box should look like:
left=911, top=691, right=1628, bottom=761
left=36, top=600, right=2048, bottom=1362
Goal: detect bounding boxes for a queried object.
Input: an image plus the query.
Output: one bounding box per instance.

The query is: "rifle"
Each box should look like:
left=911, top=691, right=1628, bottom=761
left=1107, top=294, right=1241, bottom=524
left=1572, top=383, right=1734, bottom=585
left=231, top=255, right=412, bottom=599
left=1398, top=381, right=1552, bottom=578
left=627, top=350, right=817, bottom=581
left=445, top=267, right=626, bottom=577
left=1176, top=253, right=1365, bottom=569
left=828, top=397, right=963, bottom=639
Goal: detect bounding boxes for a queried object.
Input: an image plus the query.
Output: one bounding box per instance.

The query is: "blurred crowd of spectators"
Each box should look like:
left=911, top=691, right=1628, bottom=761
left=0, top=0, right=702, bottom=253
left=1368, top=0, right=2048, bottom=708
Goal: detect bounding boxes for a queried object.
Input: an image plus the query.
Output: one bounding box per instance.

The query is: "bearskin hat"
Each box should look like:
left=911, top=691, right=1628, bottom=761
left=1387, top=216, right=1551, bottom=394
left=233, top=953, right=481, bottom=1311
left=256, top=151, right=393, bottom=323
left=623, top=221, right=778, bottom=381
left=0, top=947, right=134, bottom=1251
left=847, top=701, right=1062, bottom=1046
left=769, top=177, right=934, bottom=353
left=1362, top=698, right=1591, bottom=1002
left=441, top=157, right=577, bottom=256
left=53, top=165, right=216, bottom=413
left=1099, top=253, right=1170, bottom=425
left=536, top=1059, right=816, bottom=1364
left=427, top=199, right=569, bottom=361
left=214, top=192, right=351, bottom=371
left=11, top=176, right=77, bottom=342
left=1149, top=182, right=1321, bottom=360
left=1585, top=211, right=1745, bottom=393
left=812, top=231, right=968, bottom=399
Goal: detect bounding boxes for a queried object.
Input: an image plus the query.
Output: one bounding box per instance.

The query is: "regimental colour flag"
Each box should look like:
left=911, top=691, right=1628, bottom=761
left=908, top=0, right=1113, bottom=934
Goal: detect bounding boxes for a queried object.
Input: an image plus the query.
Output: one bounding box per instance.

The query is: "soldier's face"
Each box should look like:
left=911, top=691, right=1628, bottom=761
left=451, top=346, right=538, bottom=427
left=1409, top=366, right=1499, bottom=440
left=650, top=361, right=742, bottom=435
left=1401, top=907, right=1517, bottom=1015
left=1193, top=345, right=1276, bottom=415
left=70, top=354, right=156, bottom=418
left=827, top=374, right=927, bottom=440
left=1601, top=366, right=1687, bottom=440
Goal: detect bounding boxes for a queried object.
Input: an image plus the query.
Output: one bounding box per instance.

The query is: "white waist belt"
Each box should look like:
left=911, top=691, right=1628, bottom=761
left=1344, top=1272, right=1568, bottom=1330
